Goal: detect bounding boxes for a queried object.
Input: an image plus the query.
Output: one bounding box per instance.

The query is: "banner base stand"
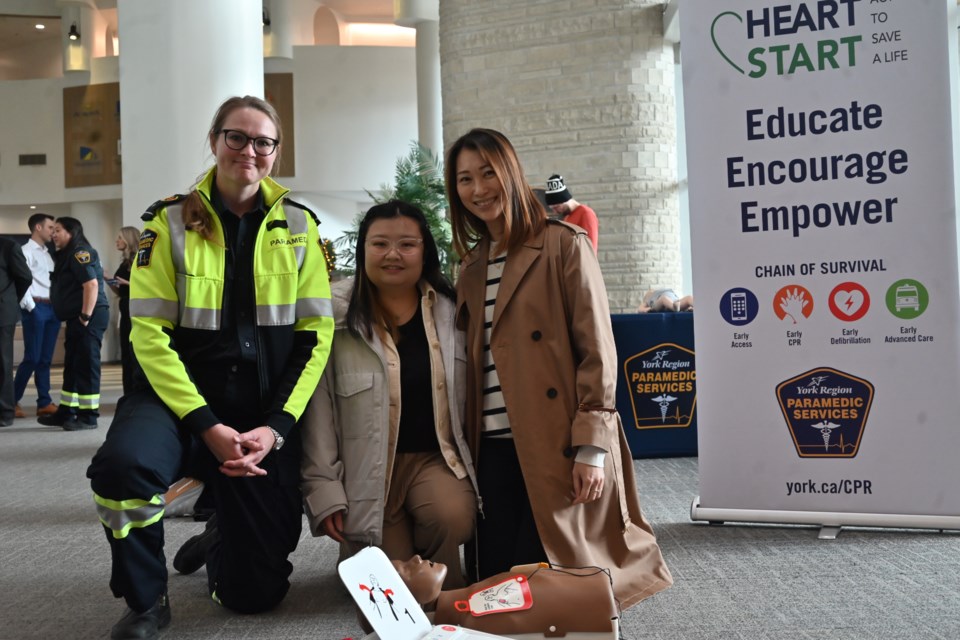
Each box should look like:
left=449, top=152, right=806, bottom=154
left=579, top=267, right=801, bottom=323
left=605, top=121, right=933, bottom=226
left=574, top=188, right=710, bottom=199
left=690, top=496, right=960, bottom=539
left=817, top=525, right=841, bottom=540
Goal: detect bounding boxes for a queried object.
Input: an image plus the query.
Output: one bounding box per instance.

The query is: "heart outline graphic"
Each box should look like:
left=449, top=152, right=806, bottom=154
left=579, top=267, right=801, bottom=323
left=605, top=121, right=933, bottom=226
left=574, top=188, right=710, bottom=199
left=833, top=290, right=864, bottom=317
left=711, top=11, right=745, bottom=75
left=828, top=282, right=870, bottom=322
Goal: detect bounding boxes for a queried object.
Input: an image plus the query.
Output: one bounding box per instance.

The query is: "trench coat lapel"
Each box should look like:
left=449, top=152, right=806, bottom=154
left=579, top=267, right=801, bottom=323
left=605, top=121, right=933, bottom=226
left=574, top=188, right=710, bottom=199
left=457, top=244, right=487, bottom=328
left=492, top=230, right=543, bottom=329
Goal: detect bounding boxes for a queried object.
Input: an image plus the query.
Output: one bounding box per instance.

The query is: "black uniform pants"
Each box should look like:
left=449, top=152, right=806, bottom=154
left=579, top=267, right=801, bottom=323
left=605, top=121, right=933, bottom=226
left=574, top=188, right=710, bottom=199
left=118, top=309, right=134, bottom=395
left=61, top=307, right=108, bottom=423
left=87, top=390, right=302, bottom=614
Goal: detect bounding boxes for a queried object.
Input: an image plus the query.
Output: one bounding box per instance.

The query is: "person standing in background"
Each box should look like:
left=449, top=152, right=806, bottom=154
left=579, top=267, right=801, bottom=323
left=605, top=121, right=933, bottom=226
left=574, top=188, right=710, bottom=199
left=37, top=217, right=109, bottom=431
left=0, top=235, right=32, bottom=426
left=13, top=213, right=61, bottom=420
left=108, top=226, right=141, bottom=395
left=544, top=174, right=599, bottom=254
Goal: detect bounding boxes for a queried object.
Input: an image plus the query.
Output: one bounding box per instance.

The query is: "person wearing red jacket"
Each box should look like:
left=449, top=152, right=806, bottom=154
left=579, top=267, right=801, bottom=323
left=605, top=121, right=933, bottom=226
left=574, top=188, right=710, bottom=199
left=544, top=174, right=599, bottom=254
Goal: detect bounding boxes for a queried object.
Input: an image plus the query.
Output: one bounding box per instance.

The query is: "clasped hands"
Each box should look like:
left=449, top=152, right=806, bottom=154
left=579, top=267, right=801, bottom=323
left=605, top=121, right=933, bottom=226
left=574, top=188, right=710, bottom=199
left=201, top=424, right=277, bottom=478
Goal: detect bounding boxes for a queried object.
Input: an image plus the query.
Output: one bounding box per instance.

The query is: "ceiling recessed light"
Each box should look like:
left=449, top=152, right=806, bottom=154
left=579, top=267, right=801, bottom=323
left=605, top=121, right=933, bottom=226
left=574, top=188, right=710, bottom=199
left=35, top=24, right=45, bottom=30
left=29, top=205, right=37, bottom=209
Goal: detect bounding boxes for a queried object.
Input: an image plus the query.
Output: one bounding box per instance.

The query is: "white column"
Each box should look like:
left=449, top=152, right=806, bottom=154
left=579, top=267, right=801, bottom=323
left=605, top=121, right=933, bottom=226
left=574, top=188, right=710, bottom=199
left=395, top=0, right=442, bottom=156
left=414, top=20, right=442, bottom=156
left=263, top=0, right=294, bottom=59
left=117, top=0, right=264, bottom=225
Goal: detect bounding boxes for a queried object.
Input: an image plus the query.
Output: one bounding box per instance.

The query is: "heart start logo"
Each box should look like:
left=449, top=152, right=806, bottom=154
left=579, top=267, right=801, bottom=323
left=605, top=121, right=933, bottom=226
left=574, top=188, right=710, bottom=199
left=710, top=2, right=863, bottom=79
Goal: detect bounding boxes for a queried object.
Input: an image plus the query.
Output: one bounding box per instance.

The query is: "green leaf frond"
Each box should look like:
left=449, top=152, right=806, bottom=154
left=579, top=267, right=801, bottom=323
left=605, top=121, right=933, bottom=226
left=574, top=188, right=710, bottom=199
left=332, top=142, right=459, bottom=279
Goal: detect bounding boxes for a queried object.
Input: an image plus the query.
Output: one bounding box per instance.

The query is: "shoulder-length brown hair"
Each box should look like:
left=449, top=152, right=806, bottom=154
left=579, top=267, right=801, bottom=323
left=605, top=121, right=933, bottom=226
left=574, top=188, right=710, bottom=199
left=445, top=128, right=546, bottom=258
left=182, top=95, right=284, bottom=241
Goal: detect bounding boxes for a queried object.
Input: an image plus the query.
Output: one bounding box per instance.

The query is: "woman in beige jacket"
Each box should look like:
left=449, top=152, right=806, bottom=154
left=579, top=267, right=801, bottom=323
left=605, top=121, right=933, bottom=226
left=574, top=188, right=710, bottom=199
left=301, top=201, right=478, bottom=588
left=446, top=128, right=672, bottom=610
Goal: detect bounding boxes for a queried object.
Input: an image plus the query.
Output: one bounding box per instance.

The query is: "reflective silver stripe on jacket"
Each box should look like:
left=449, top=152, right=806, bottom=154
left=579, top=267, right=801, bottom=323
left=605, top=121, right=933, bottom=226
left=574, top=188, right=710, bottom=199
left=165, top=204, right=194, bottom=326
left=257, top=303, right=295, bottom=326
left=258, top=296, right=333, bottom=326
left=180, top=305, right=221, bottom=330
left=252, top=209, right=309, bottom=326
left=162, top=202, right=313, bottom=329
left=93, top=493, right=164, bottom=540
left=129, top=298, right=179, bottom=323
left=297, top=297, right=334, bottom=319
left=165, top=203, right=219, bottom=330
left=286, top=210, right=307, bottom=270
left=166, top=203, right=187, bottom=275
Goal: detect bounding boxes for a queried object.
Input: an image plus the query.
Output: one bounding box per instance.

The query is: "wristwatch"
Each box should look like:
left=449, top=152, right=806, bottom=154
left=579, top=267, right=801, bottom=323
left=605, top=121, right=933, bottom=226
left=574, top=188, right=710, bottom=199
left=268, top=427, right=285, bottom=451
left=79, top=311, right=92, bottom=322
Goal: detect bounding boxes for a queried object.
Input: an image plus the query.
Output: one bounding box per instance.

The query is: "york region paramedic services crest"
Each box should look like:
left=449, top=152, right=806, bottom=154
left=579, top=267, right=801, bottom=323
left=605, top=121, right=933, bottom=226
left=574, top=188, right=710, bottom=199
left=776, top=367, right=874, bottom=458
left=623, top=343, right=696, bottom=430
left=137, top=230, right=158, bottom=268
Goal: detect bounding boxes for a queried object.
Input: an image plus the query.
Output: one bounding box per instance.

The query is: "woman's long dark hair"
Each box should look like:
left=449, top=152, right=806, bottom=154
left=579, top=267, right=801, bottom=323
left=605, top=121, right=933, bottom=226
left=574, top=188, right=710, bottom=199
left=54, top=216, right=86, bottom=253
left=347, top=200, right=455, bottom=339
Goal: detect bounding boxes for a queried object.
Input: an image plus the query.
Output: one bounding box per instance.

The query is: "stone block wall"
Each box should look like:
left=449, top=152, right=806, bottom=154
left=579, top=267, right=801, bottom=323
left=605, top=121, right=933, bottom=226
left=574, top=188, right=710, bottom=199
left=439, top=0, right=681, bottom=313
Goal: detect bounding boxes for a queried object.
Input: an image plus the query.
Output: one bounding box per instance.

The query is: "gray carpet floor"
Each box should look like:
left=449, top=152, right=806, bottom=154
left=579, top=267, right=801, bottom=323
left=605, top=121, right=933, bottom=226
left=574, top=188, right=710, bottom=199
left=2, top=365, right=959, bottom=639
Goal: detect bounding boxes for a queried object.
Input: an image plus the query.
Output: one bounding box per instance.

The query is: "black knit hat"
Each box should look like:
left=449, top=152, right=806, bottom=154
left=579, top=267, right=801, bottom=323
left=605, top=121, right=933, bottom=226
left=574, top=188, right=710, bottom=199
left=545, top=174, right=572, bottom=205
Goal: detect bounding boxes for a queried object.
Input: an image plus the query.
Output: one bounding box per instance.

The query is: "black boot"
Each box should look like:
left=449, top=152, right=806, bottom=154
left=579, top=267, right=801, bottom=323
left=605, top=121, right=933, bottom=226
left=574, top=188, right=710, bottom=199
left=62, top=417, right=97, bottom=431
left=173, top=513, right=219, bottom=575
left=110, top=593, right=171, bottom=639
left=37, top=409, right=73, bottom=427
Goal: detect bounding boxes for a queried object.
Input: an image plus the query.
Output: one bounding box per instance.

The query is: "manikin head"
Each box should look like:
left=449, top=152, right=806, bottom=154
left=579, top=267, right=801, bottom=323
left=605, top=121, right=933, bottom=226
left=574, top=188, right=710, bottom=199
left=391, top=555, right=447, bottom=605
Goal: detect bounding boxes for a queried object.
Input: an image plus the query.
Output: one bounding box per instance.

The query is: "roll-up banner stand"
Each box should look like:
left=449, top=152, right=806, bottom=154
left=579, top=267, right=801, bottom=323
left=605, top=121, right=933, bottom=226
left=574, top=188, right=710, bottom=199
left=681, top=0, right=960, bottom=537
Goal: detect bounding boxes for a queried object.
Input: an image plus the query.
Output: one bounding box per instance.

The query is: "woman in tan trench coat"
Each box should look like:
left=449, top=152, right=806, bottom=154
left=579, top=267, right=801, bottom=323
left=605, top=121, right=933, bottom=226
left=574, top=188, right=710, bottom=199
left=445, top=128, right=672, bottom=611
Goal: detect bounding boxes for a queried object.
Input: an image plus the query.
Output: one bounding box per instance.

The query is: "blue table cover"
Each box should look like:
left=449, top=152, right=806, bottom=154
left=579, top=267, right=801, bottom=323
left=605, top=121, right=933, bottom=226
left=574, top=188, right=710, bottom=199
left=611, top=312, right=698, bottom=458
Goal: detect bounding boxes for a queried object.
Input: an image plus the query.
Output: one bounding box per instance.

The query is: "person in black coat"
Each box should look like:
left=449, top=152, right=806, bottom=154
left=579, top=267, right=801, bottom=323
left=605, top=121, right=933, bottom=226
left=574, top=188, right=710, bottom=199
left=107, top=226, right=141, bottom=395
left=0, top=236, right=33, bottom=426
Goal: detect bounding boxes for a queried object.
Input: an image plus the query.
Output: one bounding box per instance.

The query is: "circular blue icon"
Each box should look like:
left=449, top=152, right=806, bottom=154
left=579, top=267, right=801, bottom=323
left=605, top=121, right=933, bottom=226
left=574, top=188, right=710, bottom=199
left=720, top=287, right=759, bottom=326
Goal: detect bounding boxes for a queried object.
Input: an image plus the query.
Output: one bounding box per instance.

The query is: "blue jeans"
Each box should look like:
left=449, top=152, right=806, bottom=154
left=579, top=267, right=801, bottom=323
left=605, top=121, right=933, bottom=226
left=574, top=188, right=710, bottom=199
left=14, top=302, right=61, bottom=408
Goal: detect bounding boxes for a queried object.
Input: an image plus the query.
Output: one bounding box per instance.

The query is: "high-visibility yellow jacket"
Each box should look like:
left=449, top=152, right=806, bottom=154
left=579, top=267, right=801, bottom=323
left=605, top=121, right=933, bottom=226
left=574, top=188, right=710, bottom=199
left=129, top=168, right=334, bottom=436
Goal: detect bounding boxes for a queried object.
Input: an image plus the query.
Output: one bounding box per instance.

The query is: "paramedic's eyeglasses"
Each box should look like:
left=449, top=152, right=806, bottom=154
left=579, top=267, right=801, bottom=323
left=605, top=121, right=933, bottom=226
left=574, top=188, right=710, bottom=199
left=218, top=129, right=279, bottom=156
left=366, top=238, right=424, bottom=255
